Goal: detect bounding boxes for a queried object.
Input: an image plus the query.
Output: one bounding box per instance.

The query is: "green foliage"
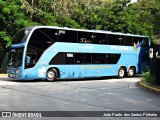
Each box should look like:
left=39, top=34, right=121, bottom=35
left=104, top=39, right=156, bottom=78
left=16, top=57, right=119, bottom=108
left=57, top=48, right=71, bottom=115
left=143, top=72, right=157, bottom=85
left=0, top=31, right=11, bottom=54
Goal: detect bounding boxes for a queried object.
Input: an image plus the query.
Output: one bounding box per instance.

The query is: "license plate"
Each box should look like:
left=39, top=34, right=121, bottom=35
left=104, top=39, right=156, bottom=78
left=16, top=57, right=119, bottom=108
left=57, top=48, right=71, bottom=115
left=10, top=74, right=15, bottom=78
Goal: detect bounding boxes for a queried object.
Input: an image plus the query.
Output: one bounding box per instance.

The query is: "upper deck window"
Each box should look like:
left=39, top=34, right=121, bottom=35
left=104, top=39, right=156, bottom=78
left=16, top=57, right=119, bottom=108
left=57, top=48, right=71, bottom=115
left=78, top=31, right=94, bottom=44
left=12, top=27, right=33, bottom=44
left=28, top=28, right=57, bottom=51
left=58, top=30, right=77, bottom=43
left=133, top=37, right=149, bottom=47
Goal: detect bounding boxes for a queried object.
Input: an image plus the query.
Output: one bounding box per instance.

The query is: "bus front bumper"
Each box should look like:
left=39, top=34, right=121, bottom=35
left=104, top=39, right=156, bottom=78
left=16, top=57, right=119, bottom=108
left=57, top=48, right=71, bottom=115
left=7, top=69, right=22, bottom=79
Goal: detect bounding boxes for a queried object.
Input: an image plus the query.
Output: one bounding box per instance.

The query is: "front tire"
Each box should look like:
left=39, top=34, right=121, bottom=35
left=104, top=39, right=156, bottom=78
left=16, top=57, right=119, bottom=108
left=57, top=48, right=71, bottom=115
left=46, top=68, right=57, bottom=82
left=118, top=67, right=126, bottom=78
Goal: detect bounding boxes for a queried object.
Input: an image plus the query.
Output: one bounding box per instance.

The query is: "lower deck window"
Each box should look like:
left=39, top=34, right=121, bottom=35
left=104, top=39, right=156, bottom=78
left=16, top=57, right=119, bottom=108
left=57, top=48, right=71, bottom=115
left=49, top=52, right=121, bottom=65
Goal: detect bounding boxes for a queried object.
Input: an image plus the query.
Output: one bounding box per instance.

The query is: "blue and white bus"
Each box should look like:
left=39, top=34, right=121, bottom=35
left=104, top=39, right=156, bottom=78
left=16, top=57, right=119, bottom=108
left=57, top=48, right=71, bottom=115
left=7, top=26, right=150, bottom=81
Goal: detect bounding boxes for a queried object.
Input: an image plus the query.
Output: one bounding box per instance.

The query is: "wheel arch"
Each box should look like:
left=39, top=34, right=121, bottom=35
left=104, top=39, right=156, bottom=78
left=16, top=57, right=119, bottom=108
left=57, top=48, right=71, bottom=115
left=47, top=67, right=60, bottom=78
left=128, top=66, right=136, bottom=74
left=118, top=66, right=127, bottom=78
left=118, top=66, right=127, bottom=72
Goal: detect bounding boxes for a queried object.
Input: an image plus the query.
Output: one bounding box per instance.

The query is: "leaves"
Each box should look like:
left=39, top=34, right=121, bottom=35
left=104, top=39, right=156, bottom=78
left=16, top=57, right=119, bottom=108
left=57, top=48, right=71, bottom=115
left=0, top=0, right=160, bottom=52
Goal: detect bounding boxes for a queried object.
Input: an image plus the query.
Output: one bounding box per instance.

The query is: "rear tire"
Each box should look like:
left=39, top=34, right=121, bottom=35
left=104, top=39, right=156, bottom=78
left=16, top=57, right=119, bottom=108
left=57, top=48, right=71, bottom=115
left=118, top=67, right=126, bottom=78
left=128, top=67, right=135, bottom=77
left=46, top=68, right=57, bottom=82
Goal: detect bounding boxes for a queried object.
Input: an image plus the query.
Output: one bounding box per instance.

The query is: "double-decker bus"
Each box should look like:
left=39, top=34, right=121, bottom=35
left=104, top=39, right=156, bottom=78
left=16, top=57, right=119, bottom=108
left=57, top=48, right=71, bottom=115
left=7, top=26, right=150, bottom=81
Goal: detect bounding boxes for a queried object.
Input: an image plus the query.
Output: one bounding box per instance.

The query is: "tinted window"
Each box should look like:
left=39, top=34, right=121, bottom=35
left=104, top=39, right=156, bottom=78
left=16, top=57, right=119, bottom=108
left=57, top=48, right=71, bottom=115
left=133, top=37, right=142, bottom=44
left=106, top=54, right=121, bottom=64
left=108, top=34, right=121, bottom=45
left=49, top=52, right=121, bottom=65
left=123, top=36, right=133, bottom=46
left=75, top=53, right=91, bottom=64
left=92, top=53, right=121, bottom=64
left=133, top=37, right=149, bottom=47
left=58, top=30, right=77, bottom=43
left=94, top=33, right=108, bottom=44
left=65, top=53, right=74, bottom=64
left=49, top=52, right=65, bottom=65
left=78, top=31, right=94, bottom=43
left=29, top=28, right=57, bottom=51
left=12, top=27, right=33, bottom=44
left=92, top=53, right=106, bottom=64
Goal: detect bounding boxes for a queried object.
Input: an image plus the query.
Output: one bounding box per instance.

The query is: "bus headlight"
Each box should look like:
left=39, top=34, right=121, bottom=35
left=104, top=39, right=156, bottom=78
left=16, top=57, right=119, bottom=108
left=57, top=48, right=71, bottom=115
left=16, top=70, right=21, bottom=74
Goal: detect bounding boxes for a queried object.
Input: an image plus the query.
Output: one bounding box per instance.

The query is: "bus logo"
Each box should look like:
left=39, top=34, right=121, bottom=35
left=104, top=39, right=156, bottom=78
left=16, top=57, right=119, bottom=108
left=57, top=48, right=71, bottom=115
left=134, top=39, right=144, bottom=52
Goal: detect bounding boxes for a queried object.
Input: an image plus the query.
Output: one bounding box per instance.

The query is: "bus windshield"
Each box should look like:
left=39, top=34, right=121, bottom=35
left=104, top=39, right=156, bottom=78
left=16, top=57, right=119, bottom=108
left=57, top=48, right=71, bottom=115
left=8, top=48, right=24, bottom=68
left=12, top=27, right=33, bottom=44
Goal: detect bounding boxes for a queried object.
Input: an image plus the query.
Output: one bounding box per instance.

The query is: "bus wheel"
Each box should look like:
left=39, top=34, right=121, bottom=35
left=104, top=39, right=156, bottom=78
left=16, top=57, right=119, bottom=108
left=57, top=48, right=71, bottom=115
left=128, top=67, right=135, bottom=77
left=46, top=68, right=57, bottom=82
left=118, top=67, right=126, bottom=78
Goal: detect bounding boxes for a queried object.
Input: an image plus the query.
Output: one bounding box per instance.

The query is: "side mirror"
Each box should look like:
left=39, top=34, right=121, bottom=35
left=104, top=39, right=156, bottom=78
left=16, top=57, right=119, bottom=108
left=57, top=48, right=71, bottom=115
left=26, top=56, right=30, bottom=64
left=149, top=48, right=153, bottom=59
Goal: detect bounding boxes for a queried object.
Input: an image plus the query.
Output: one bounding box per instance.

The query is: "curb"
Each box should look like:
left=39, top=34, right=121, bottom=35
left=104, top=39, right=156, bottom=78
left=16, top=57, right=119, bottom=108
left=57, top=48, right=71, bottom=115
left=138, top=80, right=160, bottom=93
left=0, top=74, right=7, bottom=77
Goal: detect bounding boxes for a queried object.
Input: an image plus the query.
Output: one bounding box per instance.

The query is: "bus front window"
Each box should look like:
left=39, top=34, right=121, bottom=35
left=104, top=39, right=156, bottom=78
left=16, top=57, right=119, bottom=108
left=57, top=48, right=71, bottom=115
left=8, top=48, right=24, bottom=68
left=12, top=27, right=33, bottom=44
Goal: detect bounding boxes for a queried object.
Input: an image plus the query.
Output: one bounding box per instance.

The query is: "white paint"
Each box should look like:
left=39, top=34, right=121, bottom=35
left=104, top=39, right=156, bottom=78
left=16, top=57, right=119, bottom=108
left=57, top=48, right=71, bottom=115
left=38, top=67, right=46, bottom=77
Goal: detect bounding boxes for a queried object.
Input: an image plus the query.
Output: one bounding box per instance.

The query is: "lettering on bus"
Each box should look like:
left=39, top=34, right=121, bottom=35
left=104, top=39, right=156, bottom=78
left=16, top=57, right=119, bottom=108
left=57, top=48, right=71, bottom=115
left=80, top=65, right=112, bottom=69
left=79, top=38, right=92, bottom=43
left=78, top=45, right=94, bottom=49
left=111, top=46, right=132, bottom=51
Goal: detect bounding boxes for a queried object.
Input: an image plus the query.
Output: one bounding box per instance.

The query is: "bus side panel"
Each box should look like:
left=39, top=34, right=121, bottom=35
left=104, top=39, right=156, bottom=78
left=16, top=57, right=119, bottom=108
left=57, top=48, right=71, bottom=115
left=98, top=65, right=116, bottom=77
left=74, top=65, right=85, bottom=78
left=23, top=68, right=37, bottom=80
left=85, top=65, right=98, bottom=77
left=63, top=65, right=74, bottom=78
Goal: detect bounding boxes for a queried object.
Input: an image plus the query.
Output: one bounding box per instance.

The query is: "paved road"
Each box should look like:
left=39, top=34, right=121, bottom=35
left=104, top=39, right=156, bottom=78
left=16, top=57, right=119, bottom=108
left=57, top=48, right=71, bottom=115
left=0, top=76, right=160, bottom=120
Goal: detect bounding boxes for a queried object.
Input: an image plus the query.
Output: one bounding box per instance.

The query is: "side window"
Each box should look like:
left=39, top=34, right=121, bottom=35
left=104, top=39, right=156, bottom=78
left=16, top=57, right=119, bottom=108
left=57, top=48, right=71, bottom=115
left=78, top=31, right=94, bottom=43
left=108, top=34, right=121, bottom=45
left=133, top=37, right=143, bottom=45
left=25, top=48, right=37, bottom=68
left=94, top=33, right=108, bottom=44
left=58, top=30, right=77, bottom=43
left=106, top=54, right=121, bottom=64
left=75, top=53, right=91, bottom=64
left=29, top=28, right=57, bottom=51
left=92, top=54, right=106, bottom=64
left=29, top=28, right=57, bottom=62
left=133, top=37, right=149, bottom=47
left=49, top=52, right=65, bottom=65
left=65, top=53, right=74, bottom=64
left=123, top=36, right=133, bottom=46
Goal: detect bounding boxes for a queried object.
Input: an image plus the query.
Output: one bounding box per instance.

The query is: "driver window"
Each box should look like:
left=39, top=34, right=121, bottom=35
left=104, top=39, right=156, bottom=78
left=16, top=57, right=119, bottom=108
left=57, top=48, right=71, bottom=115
left=25, top=48, right=37, bottom=69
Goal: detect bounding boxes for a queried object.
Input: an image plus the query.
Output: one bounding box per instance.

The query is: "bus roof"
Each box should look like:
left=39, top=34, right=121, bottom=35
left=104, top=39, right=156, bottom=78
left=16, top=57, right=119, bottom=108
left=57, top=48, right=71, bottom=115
left=28, top=26, right=148, bottom=38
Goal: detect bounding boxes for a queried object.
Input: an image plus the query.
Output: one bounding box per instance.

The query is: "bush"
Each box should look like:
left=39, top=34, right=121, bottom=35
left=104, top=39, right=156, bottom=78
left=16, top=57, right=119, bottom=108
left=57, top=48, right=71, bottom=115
left=143, top=72, right=157, bottom=85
